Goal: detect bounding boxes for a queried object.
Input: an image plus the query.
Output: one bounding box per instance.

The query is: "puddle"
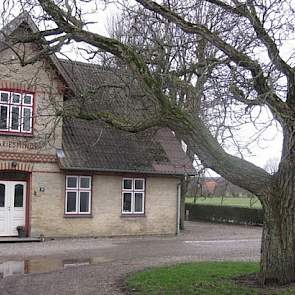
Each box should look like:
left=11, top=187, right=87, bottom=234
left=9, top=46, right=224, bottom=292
left=0, top=256, right=112, bottom=278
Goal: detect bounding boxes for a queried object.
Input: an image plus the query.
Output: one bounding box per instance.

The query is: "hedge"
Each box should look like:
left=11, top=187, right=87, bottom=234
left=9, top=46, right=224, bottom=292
left=185, top=203, right=263, bottom=225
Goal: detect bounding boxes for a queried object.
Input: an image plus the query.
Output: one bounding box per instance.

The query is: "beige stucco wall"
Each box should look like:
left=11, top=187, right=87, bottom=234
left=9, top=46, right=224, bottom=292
left=0, top=44, right=63, bottom=154
left=30, top=169, right=179, bottom=237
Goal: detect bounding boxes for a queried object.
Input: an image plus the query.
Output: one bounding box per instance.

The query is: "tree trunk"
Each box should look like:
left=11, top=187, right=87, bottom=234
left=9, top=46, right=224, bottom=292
left=260, top=203, right=295, bottom=285
left=167, top=112, right=295, bottom=285
left=260, top=127, right=295, bottom=285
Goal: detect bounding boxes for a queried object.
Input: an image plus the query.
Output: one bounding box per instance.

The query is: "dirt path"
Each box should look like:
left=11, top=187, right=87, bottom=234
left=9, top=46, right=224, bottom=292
left=0, top=222, right=262, bottom=295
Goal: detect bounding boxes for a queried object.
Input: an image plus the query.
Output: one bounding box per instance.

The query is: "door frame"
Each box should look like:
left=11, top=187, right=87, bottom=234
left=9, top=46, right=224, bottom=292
left=0, top=172, right=31, bottom=237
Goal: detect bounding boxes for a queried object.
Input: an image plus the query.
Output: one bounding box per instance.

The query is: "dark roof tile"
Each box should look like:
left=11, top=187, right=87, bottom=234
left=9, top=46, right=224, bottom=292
left=60, top=118, right=195, bottom=175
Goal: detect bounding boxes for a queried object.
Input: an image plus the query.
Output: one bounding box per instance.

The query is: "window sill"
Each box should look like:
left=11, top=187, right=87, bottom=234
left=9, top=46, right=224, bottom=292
left=0, top=131, right=33, bottom=137
left=64, top=214, right=93, bottom=218
left=121, top=213, right=145, bottom=218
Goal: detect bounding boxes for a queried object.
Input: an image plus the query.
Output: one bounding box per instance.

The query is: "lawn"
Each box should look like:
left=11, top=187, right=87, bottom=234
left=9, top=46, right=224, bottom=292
left=126, top=262, right=295, bottom=295
left=186, top=197, right=262, bottom=208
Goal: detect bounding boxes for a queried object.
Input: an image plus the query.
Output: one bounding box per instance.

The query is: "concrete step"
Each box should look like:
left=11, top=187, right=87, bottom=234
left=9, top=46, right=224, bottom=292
left=0, top=237, right=41, bottom=243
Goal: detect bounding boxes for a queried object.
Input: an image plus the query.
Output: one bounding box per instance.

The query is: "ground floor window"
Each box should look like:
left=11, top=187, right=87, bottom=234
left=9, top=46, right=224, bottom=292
left=65, top=176, right=91, bottom=215
left=122, top=178, right=145, bottom=214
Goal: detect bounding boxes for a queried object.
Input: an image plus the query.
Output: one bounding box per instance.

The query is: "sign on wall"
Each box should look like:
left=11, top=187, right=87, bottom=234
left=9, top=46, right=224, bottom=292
left=0, top=140, right=44, bottom=150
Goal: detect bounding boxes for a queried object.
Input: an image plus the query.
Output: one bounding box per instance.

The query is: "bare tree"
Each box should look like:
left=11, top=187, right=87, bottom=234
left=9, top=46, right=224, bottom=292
left=1, top=0, right=295, bottom=285
left=264, top=157, right=280, bottom=175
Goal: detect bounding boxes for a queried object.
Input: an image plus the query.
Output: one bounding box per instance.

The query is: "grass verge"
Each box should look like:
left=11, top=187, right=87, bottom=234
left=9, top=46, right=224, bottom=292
left=126, top=262, right=295, bottom=294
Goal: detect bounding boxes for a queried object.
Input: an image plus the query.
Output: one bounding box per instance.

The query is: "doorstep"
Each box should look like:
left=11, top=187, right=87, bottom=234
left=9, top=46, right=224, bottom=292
left=0, top=237, right=41, bottom=243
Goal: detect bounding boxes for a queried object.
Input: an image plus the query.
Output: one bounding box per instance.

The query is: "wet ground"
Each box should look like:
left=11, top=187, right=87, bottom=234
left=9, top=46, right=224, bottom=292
left=0, top=257, right=112, bottom=278
left=0, top=222, right=262, bottom=295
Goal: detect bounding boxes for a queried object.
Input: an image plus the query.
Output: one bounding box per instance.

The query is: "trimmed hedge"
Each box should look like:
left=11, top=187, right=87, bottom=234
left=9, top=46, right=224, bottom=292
left=185, top=203, right=263, bottom=225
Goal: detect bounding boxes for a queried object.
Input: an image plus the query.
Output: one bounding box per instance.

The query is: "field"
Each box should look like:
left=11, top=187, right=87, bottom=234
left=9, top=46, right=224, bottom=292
left=186, top=196, right=262, bottom=208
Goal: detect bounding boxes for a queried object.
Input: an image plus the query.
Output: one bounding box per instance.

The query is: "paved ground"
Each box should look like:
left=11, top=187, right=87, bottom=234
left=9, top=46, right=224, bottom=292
left=0, top=222, right=262, bottom=295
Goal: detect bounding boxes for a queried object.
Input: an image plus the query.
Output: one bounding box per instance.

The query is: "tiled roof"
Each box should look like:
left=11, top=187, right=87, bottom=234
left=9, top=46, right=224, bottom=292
left=58, top=60, right=195, bottom=175
left=59, top=59, right=157, bottom=123
left=59, top=118, right=195, bottom=175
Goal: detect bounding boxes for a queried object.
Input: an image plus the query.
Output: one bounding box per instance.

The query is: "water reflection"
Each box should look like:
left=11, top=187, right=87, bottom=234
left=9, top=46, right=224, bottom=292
left=0, top=257, right=112, bottom=278
left=0, top=261, right=24, bottom=278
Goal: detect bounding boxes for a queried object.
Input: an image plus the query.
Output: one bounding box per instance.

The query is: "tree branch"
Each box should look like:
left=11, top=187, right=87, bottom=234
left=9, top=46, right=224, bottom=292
left=135, top=0, right=291, bottom=123
left=76, top=110, right=164, bottom=132
left=35, top=0, right=272, bottom=197
left=166, top=106, right=271, bottom=197
left=204, top=0, right=247, bottom=16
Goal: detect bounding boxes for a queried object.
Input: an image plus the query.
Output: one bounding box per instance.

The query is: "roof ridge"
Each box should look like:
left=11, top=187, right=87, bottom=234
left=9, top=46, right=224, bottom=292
left=59, top=58, right=98, bottom=66
left=58, top=58, right=116, bottom=72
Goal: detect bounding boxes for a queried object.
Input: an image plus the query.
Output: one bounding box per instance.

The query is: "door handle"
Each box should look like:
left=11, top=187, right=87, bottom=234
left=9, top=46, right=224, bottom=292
left=7, top=206, right=11, bottom=211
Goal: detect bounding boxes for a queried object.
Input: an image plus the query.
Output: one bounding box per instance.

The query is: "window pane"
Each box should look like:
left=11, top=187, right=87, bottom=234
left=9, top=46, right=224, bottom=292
left=11, top=107, right=20, bottom=130
left=22, top=108, right=31, bottom=131
left=23, top=94, right=32, bottom=105
left=80, top=177, right=90, bottom=189
left=0, top=184, right=5, bottom=207
left=67, top=177, right=77, bottom=188
left=135, top=179, right=144, bottom=190
left=123, top=179, right=132, bottom=190
left=123, top=193, right=132, bottom=212
left=0, top=92, right=9, bottom=102
left=14, top=184, right=24, bottom=208
left=80, top=192, right=90, bottom=213
left=12, top=93, right=21, bottom=104
left=0, top=106, right=8, bottom=129
left=66, top=192, right=77, bottom=212
left=135, top=193, right=143, bottom=213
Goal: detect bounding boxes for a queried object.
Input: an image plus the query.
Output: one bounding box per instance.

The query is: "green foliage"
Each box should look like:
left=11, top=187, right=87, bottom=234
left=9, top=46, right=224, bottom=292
left=127, top=262, right=295, bottom=294
left=186, top=197, right=262, bottom=208
left=186, top=203, right=263, bottom=225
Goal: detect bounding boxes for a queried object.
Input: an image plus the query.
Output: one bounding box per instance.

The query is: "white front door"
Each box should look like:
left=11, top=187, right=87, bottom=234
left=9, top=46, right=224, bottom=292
left=0, top=181, right=26, bottom=236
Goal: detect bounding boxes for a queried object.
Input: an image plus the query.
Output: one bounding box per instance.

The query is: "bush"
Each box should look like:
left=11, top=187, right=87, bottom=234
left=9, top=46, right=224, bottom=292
left=185, top=203, right=263, bottom=225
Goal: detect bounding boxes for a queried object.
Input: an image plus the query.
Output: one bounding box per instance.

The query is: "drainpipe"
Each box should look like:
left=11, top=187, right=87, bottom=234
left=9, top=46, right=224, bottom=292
left=176, top=182, right=181, bottom=234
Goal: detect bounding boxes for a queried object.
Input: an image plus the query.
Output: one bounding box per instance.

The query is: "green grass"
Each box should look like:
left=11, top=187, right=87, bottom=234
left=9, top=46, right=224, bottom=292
left=126, top=262, right=295, bottom=295
left=186, top=197, right=262, bottom=208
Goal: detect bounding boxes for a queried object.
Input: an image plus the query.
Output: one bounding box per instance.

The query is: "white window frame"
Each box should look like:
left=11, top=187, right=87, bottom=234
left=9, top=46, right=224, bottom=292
left=0, top=90, right=33, bottom=134
left=9, top=105, right=21, bottom=132
left=65, top=176, right=92, bottom=215
left=122, top=178, right=145, bottom=215
left=22, top=107, right=33, bottom=132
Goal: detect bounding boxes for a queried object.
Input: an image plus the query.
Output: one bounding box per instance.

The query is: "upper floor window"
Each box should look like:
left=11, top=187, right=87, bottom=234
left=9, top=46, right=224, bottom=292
left=0, top=90, right=33, bottom=134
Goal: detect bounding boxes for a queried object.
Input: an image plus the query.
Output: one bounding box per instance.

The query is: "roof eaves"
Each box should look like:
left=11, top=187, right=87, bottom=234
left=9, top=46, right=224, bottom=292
left=58, top=165, right=196, bottom=177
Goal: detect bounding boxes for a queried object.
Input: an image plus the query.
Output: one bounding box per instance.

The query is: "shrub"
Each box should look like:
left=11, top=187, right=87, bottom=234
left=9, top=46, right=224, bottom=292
left=185, top=203, right=263, bottom=225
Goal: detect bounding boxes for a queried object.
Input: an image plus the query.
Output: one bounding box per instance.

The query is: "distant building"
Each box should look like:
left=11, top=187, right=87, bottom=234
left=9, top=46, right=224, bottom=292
left=187, top=176, right=252, bottom=198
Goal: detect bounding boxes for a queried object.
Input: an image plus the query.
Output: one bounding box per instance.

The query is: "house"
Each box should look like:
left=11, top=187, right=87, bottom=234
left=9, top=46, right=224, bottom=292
left=187, top=176, right=252, bottom=198
left=0, top=13, right=195, bottom=237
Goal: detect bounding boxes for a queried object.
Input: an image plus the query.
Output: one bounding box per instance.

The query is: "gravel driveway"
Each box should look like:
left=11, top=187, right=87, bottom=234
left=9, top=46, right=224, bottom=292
left=0, top=222, right=262, bottom=295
